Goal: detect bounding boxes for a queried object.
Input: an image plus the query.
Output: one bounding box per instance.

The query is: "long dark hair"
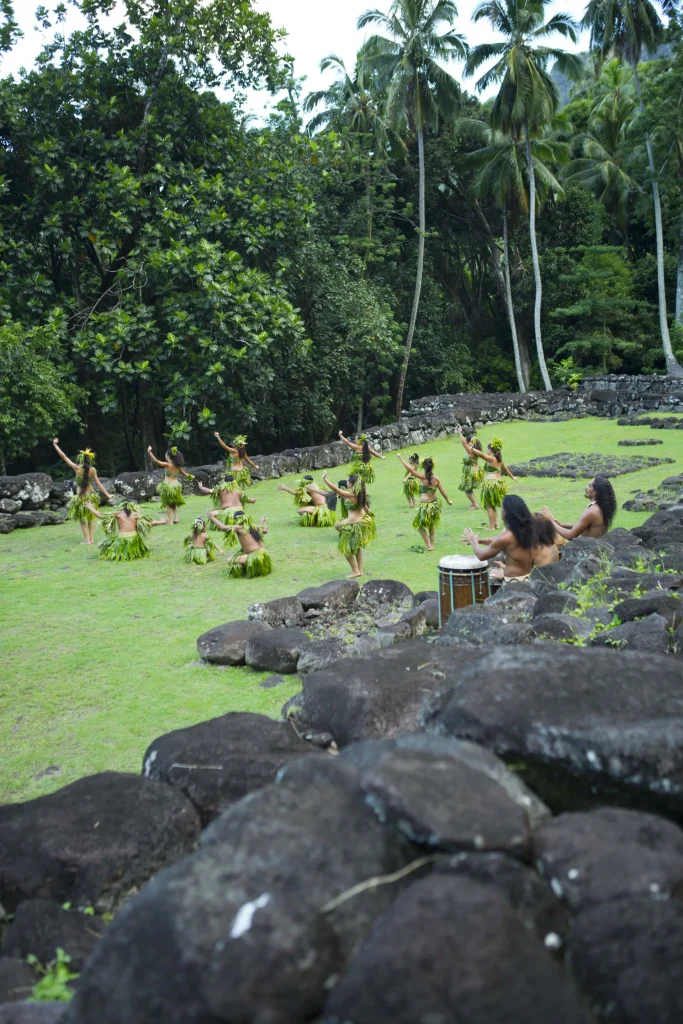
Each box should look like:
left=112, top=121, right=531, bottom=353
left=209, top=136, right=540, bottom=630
left=349, top=475, right=369, bottom=509
left=593, top=475, right=617, bottom=530
left=325, top=491, right=338, bottom=511
left=361, top=440, right=371, bottom=464
left=78, top=455, right=91, bottom=495
left=502, top=495, right=535, bottom=549
left=236, top=445, right=247, bottom=459
left=422, top=458, right=435, bottom=485
left=533, top=513, right=556, bottom=547
left=166, top=448, right=185, bottom=468
left=471, top=438, right=483, bottom=453
left=409, top=453, right=419, bottom=466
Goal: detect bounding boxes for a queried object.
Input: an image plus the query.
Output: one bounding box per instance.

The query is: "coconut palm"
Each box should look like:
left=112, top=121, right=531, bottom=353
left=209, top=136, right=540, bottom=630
left=583, top=0, right=683, bottom=376
left=303, top=54, right=388, bottom=139
left=358, top=0, right=468, bottom=417
left=467, top=0, right=583, bottom=390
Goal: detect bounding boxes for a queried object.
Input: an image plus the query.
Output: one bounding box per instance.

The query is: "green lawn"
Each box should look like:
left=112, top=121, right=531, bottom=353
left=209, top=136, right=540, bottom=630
left=1, top=415, right=680, bottom=803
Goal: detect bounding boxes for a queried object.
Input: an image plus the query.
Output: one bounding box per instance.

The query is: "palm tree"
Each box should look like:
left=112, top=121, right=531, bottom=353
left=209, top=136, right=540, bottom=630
left=583, top=0, right=683, bottom=376
left=358, top=0, right=467, bottom=417
left=467, top=0, right=583, bottom=390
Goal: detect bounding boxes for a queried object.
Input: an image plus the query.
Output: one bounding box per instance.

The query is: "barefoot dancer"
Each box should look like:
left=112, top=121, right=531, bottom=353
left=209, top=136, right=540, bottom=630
left=397, top=453, right=452, bottom=551
left=322, top=472, right=375, bottom=578
left=457, top=433, right=485, bottom=511
left=85, top=500, right=167, bottom=560
left=402, top=453, right=420, bottom=508
left=542, top=475, right=616, bottom=541
left=457, top=428, right=516, bottom=531
left=147, top=446, right=193, bottom=524
left=183, top=516, right=222, bottom=564
left=53, top=439, right=112, bottom=544
left=208, top=510, right=273, bottom=578
left=278, top=476, right=337, bottom=526
left=197, top=474, right=256, bottom=528
left=214, top=433, right=259, bottom=488
left=338, top=431, right=386, bottom=485
left=462, top=495, right=535, bottom=583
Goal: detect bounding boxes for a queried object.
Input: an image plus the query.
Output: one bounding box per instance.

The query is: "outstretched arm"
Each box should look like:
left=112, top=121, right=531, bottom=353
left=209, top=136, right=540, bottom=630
left=207, top=511, right=238, bottom=534
left=321, top=473, right=353, bottom=500
left=244, top=495, right=257, bottom=504
left=214, top=432, right=237, bottom=456
left=437, top=479, right=453, bottom=505
left=52, top=438, right=79, bottom=473
left=196, top=481, right=212, bottom=495
left=396, top=453, right=422, bottom=478
left=368, top=445, right=386, bottom=460
left=278, top=484, right=297, bottom=495
left=501, top=460, right=517, bottom=482
left=179, top=467, right=194, bottom=480
left=84, top=501, right=104, bottom=519
left=546, top=507, right=597, bottom=541
left=149, top=519, right=169, bottom=527
left=147, top=446, right=169, bottom=468
left=244, top=453, right=260, bottom=469
left=338, top=431, right=361, bottom=454
left=92, top=470, right=113, bottom=501
left=462, top=528, right=507, bottom=562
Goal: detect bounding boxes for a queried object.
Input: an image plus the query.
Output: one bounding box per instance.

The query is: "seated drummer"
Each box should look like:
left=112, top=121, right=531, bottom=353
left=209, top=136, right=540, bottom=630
left=462, top=494, right=536, bottom=583
left=541, top=475, right=616, bottom=540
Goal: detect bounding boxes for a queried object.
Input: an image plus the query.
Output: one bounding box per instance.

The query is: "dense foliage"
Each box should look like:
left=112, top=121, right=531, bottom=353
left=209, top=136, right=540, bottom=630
left=2, top=0, right=683, bottom=472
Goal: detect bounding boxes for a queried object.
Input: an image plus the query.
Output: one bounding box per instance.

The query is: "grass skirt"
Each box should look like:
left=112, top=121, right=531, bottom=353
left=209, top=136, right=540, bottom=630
left=337, top=513, right=375, bottom=557
left=403, top=476, right=419, bottom=501
left=226, top=548, right=273, bottom=578
left=183, top=539, right=218, bottom=564
left=98, top=532, right=150, bottom=561
left=413, top=499, right=442, bottom=534
left=67, top=491, right=100, bottom=524
left=480, top=475, right=508, bottom=511
left=208, top=508, right=253, bottom=545
left=350, top=458, right=375, bottom=485
left=459, top=458, right=484, bottom=493
left=234, top=467, right=252, bottom=489
left=157, top=479, right=185, bottom=509
left=299, top=506, right=337, bottom=527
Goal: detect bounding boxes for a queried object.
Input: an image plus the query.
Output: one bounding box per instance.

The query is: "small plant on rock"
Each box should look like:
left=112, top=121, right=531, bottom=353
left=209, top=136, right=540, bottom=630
left=27, top=948, right=79, bottom=1002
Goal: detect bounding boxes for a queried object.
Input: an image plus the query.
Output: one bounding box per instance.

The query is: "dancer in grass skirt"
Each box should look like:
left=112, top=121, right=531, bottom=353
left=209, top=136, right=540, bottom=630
left=397, top=453, right=452, bottom=551
left=214, top=432, right=259, bottom=488
left=338, top=431, right=386, bottom=485
left=322, top=472, right=375, bottom=578
left=402, top=453, right=420, bottom=507
left=85, top=500, right=167, bottom=560
left=53, top=439, right=113, bottom=545
left=183, top=516, right=222, bottom=564
left=457, top=433, right=485, bottom=510
left=457, top=428, right=517, bottom=531
left=147, top=446, right=194, bottom=523
left=278, top=475, right=337, bottom=527
left=208, top=510, right=273, bottom=578
left=197, top=474, right=255, bottom=531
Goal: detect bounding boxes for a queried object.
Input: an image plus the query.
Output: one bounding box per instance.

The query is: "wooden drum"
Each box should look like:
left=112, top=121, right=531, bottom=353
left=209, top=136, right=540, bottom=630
left=438, top=555, right=491, bottom=627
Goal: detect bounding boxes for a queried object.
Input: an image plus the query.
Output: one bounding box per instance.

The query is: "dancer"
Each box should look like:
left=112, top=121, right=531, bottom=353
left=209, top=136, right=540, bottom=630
left=147, top=446, right=193, bottom=524
left=396, top=453, right=452, bottom=552
left=183, top=516, right=222, bottom=564
left=85, top=500, right=167, bottom=561
left=457, top=433, right=485, bottom=511
left=213, top=432, right=259, bottom=488
left=402, top=453, right=420, bottom=508
left=462, top=494, right=535, bottom=583
left=542, top=476, right=616, bottom=541
left=457, top=428, right=517, bottom=531
left=322, top=472, right=375, bottom=578
left=196, top=474, right=255, bottom=529
left=278, top=475, right=337, bottom=526
left=531, top=513, right=560, bottom=567
left=208, top=510, right=272, bottom=578
left=338, top=431, right=386, bottom=485
left=52, top=439, right=113, bottom=544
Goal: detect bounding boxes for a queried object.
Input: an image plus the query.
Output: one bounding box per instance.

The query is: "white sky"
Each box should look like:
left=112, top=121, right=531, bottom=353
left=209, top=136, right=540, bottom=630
left=2, top=0, right=589, bottom=114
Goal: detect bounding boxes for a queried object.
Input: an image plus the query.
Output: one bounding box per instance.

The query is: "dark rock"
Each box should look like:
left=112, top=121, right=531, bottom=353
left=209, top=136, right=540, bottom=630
left=650, top=526, right=683, bottom=546
left=530, top=558, right=598, bottom=593
left=297, top=638, right=349, bottom=674
left=141, top=711, right=322, bottom=825
left=568, top=898, right=683, bottom=1024
left=11, top=512, right=54, bottom=528
left=49, top=481, right=74, bottom=505
left=375, top=620, right=412, bottom=646
left=674, top=622, right=683, bottom=655
left=322, top=875, right=594, bottom=1024
left=659, top=543, right=683, bottom=572
left=413, top=589, right=437, bottom=607
left=418, top=598, right=439, bottom=629
left=590, top=613, right=671, bottom=653
left=244, top=627, right=308, bottom=673
left=358, top=579, right=413, bottom=607
left=484, top=582, right=537, bottom=619
left=398, top=605, right=427, bottom=637
left=496, top=622, right=537, bottom=644
left=534, top=807, right=683, bottom=912
left=0, top=1005, right=65, bottom=1024
left=632, top=504, right=683, bottom=543
left=247, top=596, right=304, bottom=628
left=258, top=674, right=287, bottom=689
left=0, top=516, right=15, bottom=535
left=2, top=900, right=105, bottom=971
left=0, top=474, right=52, bottom=510
left=531, top=613, right=593, bottom=642
left=560, top=537, right=614, bottom=564
left=113, top=470, right=161, bottom=502
left=532, top=591, right=579, bottom=617
left=296, top=579, right=360, bottom=612
left=0, top=500, right=20, bottom=514
left=613, top=590, right=682, bottom=629
left=618, top=438, right=663, bottom=445
left=0, top=961, right=35, bottom=1005
left=0, top=772, right=200, bottom=912
left=608, top=568, right=683, bottom=595
left=196, top=619, right=271, bottom=666
left=605, top=527, right=643, bottom=548
left=425, top=646, right=683, bottom=816
left=440, top=610, right=492, bottom=645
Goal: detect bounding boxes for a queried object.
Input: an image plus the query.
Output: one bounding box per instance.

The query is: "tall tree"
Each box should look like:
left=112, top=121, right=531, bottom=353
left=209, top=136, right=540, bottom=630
left=468, top=0, right=582, bottom=390
left=358, top=0, right=467, bottom=416
left=583, top=0, right=683, bottom=376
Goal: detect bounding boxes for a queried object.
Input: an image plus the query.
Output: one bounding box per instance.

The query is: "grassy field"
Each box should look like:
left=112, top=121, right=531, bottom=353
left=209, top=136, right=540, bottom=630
left=1, top=415, right=680, bottom=804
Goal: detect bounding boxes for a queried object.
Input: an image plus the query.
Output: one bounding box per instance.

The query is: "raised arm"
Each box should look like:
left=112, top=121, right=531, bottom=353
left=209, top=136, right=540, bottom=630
left=52, top=438, right=79, bottom=473
left=368, top=445, right=386, bottom=461
left=321, top=472, right=353, bottom=500
left=456, top=427, right=481, bottom=459
left=244, top=453, right=260, bottom=469
left=214, top=432, right=237, bottom=456
left=338, top=431, right=361, bottom=454
left=146, top=446, right=169, bottom=468
left=396, top=453, right=422, bottom=478
left=462, top=528, right=508, bottom=562
left=92, top=470, right=113, bottom=501
left=436, top=478, right=453, bottom=505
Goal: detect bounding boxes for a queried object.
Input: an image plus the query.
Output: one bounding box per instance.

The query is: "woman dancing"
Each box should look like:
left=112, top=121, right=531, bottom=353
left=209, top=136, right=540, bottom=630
left=183, top=516, right=222, bottom=564
left=462, top=494, right=535, bottom=584
left=322, top=472, right=375, bottom=578
left=208, top=510, right=272, bottom=578
left=197, top=474, right=256, bottom=529
left=338, top=431, right=386, bottom=485
left=85, top=500, right=167, bottom=561
left=457, top=428, right=517, bottom=531
left=214, top=432, right=259, bottom=488
left=402, top=453, right=420, bottom=508
left=278, top=476, right=337, bottom=527
left=457, top=433, right=485, bottom=511
left=396, top=453, right=452, bottom=552
left=147, top=446, right=193, bottom=524
left=52, top=439, right=113, bottom=544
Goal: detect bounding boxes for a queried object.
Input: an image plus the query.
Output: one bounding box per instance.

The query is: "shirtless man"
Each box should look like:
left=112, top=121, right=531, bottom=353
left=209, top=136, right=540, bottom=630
left=207, top=510, right=272, bottom=577
left=85, top=500, right=166, bottom=560
left=462, top=494, right=536, bottom=583
left=542, top=475, right=616, bottom=541
left=197, top=474, right=256, bottom=519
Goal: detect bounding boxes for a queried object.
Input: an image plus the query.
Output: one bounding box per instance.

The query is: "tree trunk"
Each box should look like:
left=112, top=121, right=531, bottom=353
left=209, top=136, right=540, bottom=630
left=503, top=206, right=526, bottom=393
left=524, top=122, right=552, bottom=391
left=632, top=61, right=683, bottom=377
left=395, top=125, right=426, bottom=418
left=676, top=207, right=683, bottom=325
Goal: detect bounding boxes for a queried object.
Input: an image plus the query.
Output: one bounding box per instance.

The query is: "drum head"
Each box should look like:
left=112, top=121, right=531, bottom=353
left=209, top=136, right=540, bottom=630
left=439, top=554, right=488, bottom=570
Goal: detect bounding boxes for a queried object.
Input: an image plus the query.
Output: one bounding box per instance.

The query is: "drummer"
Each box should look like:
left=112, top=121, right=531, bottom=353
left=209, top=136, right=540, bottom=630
left=462, top=494, right=535, bottom=583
